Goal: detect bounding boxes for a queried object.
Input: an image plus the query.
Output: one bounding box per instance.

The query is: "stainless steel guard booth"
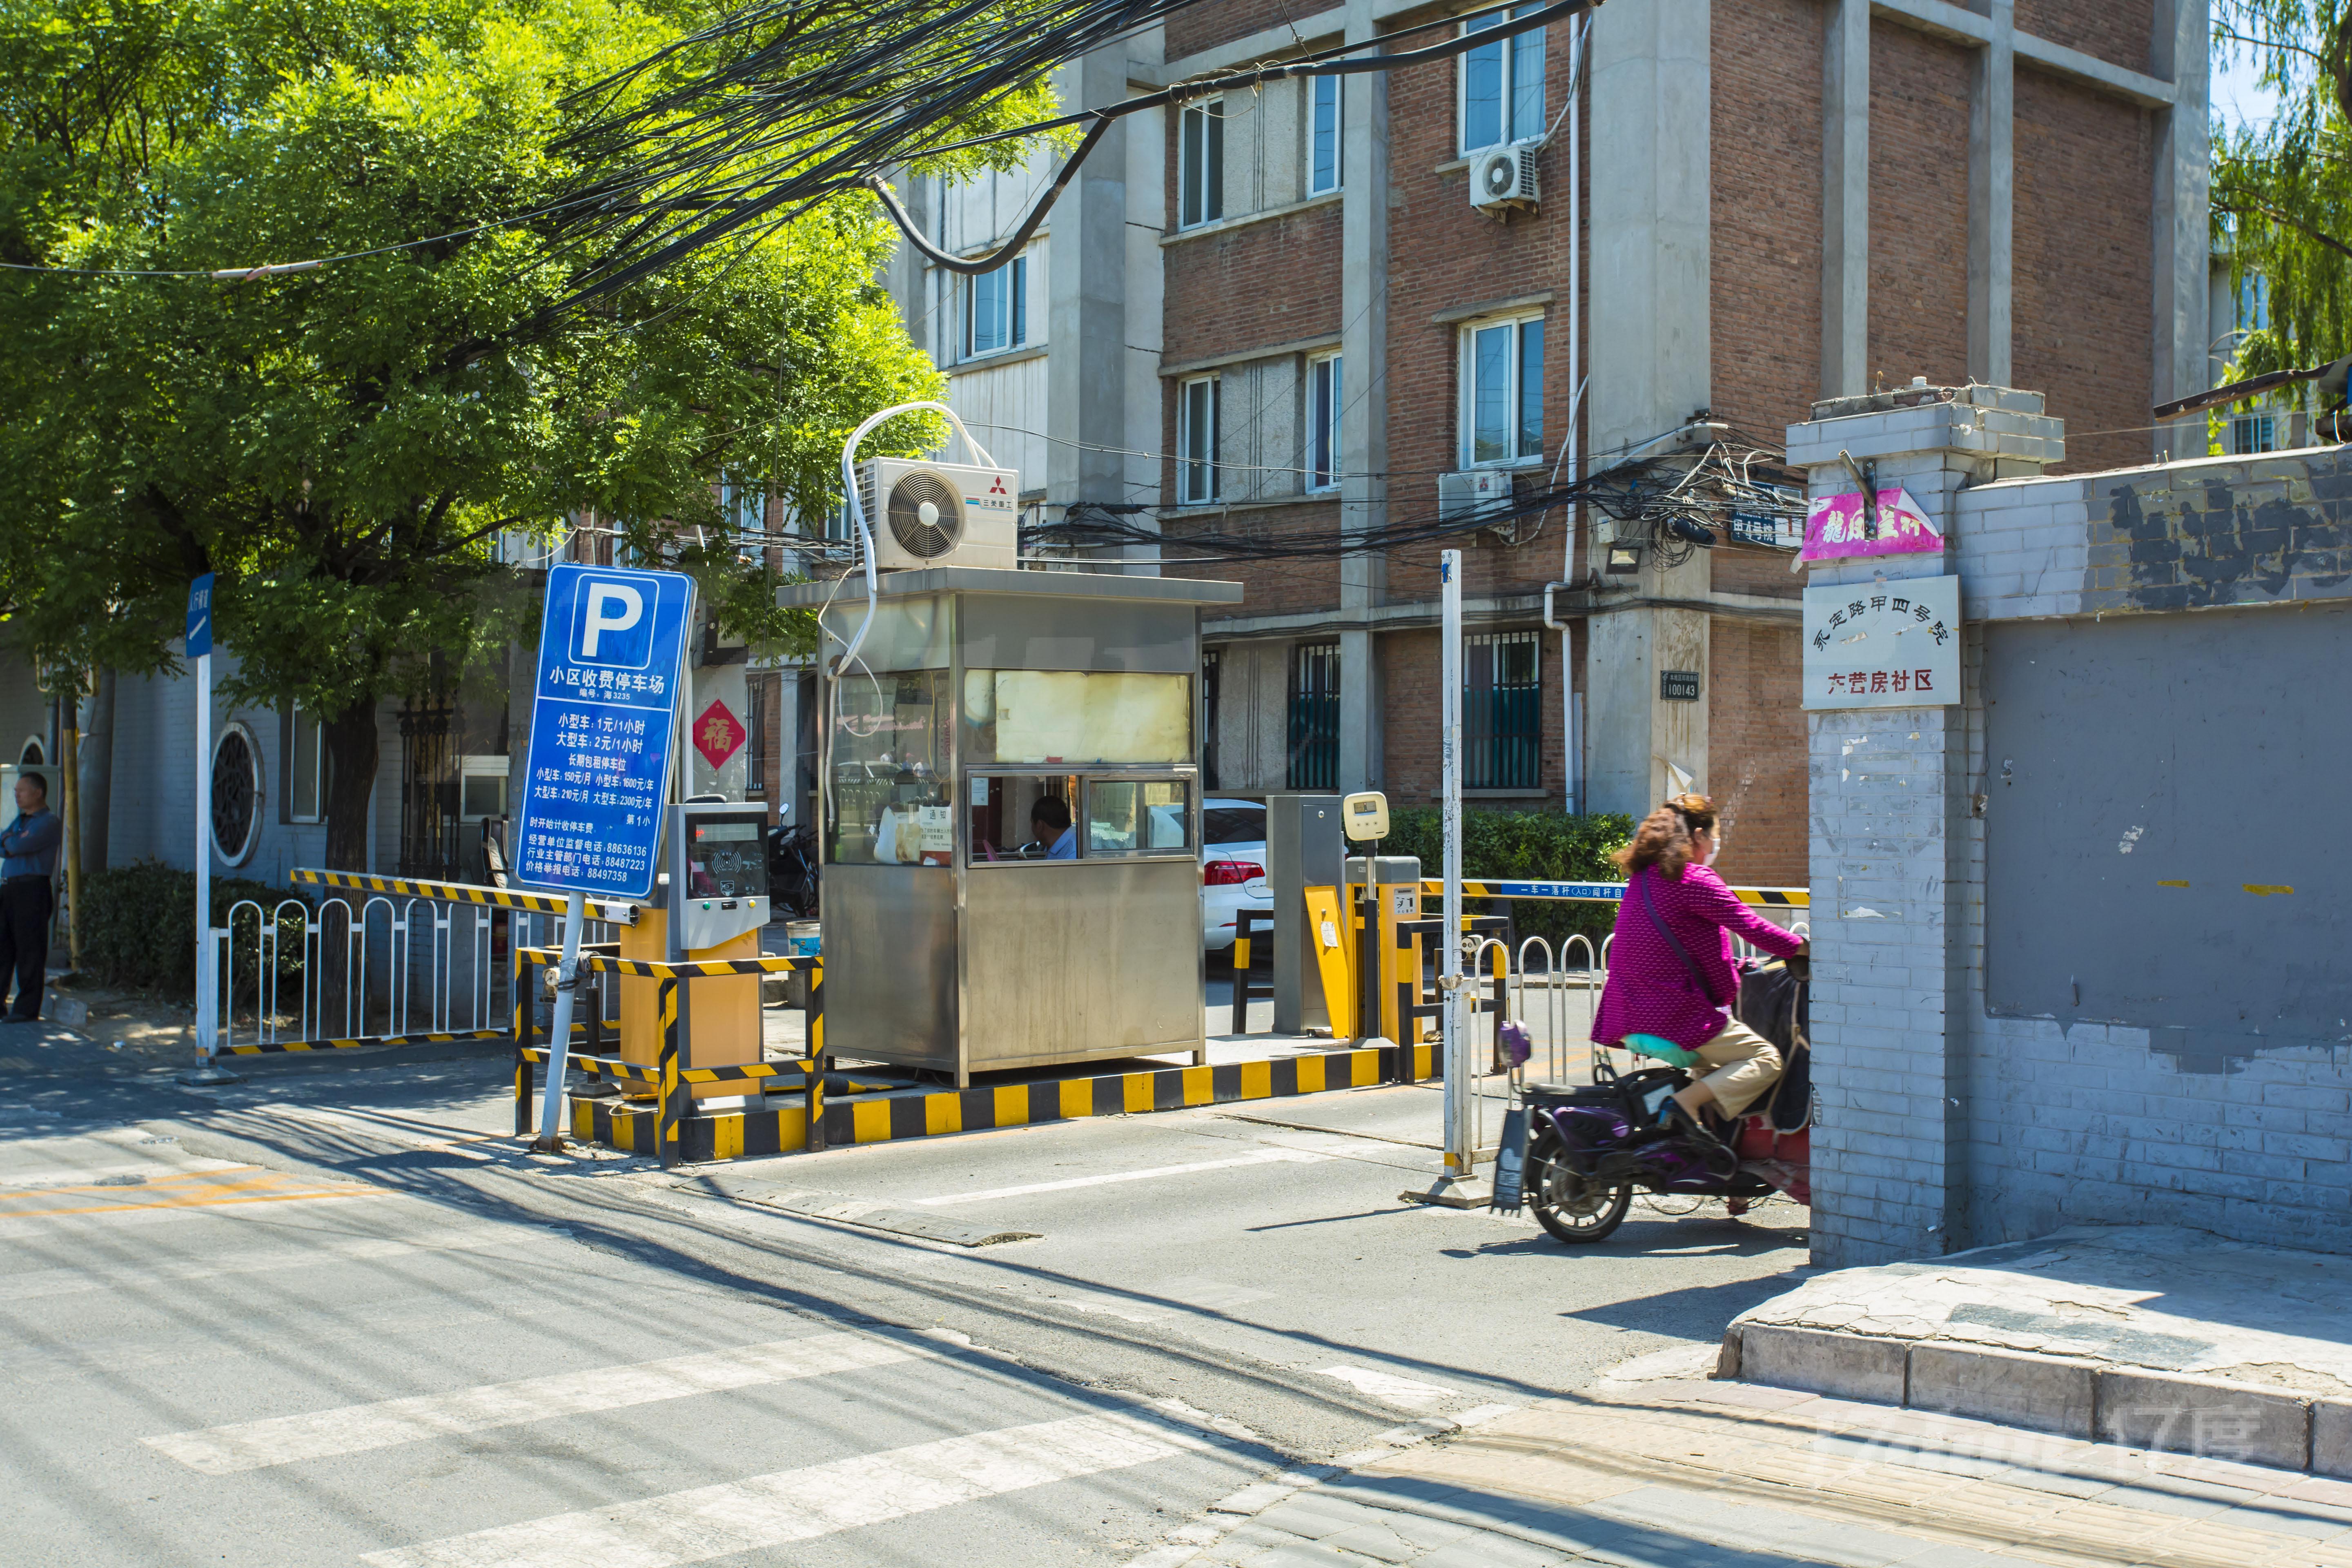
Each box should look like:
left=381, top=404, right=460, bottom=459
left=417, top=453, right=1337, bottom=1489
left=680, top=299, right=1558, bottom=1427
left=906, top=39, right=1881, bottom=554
left=777, top=567, right=1244, bottom=1085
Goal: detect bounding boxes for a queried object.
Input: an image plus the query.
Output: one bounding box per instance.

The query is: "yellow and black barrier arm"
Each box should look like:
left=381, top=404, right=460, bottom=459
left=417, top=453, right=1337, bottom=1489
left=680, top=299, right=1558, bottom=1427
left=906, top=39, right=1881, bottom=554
left=292, top=868, right=640, bottom=923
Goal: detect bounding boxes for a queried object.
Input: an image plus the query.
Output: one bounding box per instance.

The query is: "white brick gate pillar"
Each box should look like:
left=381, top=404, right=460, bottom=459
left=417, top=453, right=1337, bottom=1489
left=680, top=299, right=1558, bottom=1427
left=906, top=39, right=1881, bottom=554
left=1784, top=386, right=2062, bottom=1268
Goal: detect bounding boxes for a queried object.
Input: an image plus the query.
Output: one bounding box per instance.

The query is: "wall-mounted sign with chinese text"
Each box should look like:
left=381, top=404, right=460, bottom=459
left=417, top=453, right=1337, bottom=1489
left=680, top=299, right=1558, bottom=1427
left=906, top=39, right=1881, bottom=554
left=1802, top=573, right=1960, bottom=710
left=1660, top=670, right=1702, bottom=702
left=1801, top=486, right=1944, bottom=563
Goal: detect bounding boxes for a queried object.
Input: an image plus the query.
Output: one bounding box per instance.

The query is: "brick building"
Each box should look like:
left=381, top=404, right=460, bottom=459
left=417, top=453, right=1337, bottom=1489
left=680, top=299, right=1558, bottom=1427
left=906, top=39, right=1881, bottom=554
left=882, top=0, right=2212, bottom=886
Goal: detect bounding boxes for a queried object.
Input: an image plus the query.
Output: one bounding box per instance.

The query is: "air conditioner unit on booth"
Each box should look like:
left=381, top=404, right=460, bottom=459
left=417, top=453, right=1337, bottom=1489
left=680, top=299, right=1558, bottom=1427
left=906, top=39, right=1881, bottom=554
left=855, top=458, right=1021, bottom=570
left=1469, top=143, right=1540, bottom=212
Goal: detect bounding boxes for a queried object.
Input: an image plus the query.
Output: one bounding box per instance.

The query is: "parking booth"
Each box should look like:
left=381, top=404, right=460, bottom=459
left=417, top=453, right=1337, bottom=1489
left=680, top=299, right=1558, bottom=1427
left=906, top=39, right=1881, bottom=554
left=613, top=800, right=770, bottom=1100
left=777, top=567, right=1243, bottom=1087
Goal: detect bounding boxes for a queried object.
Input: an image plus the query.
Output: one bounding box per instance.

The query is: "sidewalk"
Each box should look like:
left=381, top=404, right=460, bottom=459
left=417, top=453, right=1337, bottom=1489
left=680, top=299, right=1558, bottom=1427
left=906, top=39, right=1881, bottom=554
left=1138, top=1346, right=2352, bottom=1568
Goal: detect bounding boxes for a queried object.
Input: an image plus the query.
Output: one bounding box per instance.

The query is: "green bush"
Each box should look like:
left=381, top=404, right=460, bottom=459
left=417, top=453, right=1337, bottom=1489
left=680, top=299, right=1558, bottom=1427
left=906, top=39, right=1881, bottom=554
left=79, top=860, right=301, bottom=999
left=1377, top=806, right=1634, bottom=963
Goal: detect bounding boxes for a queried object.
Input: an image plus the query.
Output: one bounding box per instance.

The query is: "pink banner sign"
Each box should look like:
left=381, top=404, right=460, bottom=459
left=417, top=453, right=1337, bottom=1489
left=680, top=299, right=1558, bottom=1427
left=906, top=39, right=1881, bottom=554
left=1801, top=486, right=1944, bottom=562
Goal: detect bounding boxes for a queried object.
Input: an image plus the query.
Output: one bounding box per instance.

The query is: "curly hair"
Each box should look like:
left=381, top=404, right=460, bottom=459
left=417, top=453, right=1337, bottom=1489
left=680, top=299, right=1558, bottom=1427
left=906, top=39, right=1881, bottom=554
left=1612, top=793, right=1718, bottom=878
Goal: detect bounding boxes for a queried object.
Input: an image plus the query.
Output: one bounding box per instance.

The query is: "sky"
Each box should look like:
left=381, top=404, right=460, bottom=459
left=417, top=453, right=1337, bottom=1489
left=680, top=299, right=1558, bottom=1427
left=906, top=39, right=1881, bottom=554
left=2211, top=34, right=2287, bottom=132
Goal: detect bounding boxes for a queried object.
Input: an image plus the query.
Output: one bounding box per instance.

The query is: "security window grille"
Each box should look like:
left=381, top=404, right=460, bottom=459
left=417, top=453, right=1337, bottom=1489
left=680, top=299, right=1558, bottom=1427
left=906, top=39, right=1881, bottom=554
left=965, top=254, right=1028, bottom=357
left=1461, top=7, right=1545, bottom=154
left=746, top=676, right=769, bottom=797
left=1309, top=76, right=1341, bottom=195
left=1287, top=642, right=1341, bottom=791
left=1463, top=314, right=1544, bottom=465
left=1180, top=100, right=1225, bottom=228
left=2233, top=414, right=2277, bottom=454
left=1466, top=631, right=1542, bottom=790
left=1180, top=375, right=1221, bottom=503
left=1308, top=354, right=1342, bottom=491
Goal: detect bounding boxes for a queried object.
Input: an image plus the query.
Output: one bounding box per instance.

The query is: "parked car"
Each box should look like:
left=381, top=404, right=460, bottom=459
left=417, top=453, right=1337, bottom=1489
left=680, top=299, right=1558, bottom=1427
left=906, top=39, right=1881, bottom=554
left=1200, top=797, right=1271, bottom=960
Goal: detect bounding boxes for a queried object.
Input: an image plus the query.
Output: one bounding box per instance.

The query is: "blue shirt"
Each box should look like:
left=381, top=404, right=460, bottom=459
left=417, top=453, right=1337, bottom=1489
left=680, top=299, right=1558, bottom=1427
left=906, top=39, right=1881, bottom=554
left=0, top=808, right=60, bottom=880
left=1048, top=826, right=1077, bottom=860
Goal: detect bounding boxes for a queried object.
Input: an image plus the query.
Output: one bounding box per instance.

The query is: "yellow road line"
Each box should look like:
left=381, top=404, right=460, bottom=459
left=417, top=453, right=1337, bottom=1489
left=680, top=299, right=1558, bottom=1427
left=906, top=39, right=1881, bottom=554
left=0, top=1168, right=383, bottom=1219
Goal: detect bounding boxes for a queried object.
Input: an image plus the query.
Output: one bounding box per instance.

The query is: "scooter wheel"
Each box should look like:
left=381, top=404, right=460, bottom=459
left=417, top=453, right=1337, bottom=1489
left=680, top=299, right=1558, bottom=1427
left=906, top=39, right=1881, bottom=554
left=1527, top=1129, right=1633, bottom=1245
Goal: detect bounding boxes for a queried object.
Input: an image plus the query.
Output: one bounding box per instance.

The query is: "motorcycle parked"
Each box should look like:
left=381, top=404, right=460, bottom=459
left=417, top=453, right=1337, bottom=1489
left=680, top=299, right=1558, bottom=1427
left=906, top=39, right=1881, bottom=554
left=765, top=821, right=820, bottom=918
left=1498, top=956, right=1811, bottom=1245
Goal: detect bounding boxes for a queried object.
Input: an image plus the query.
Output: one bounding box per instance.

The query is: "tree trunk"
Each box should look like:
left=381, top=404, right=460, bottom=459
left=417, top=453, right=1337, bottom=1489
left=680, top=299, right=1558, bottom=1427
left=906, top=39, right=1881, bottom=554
left=76, top=669, right=114, bottom=875
left=323, top=704, right=381, bottom=871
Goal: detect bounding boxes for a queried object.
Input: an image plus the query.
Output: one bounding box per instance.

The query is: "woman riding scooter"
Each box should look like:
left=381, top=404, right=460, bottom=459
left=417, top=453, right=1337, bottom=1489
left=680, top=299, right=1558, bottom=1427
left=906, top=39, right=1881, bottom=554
left=1591, top=793, right=1809, bottom=1164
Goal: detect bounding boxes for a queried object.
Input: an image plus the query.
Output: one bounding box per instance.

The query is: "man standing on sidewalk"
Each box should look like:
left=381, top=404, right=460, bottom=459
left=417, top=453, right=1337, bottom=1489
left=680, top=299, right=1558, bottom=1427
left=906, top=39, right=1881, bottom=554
left=0, top=771, right=61, bottom=1023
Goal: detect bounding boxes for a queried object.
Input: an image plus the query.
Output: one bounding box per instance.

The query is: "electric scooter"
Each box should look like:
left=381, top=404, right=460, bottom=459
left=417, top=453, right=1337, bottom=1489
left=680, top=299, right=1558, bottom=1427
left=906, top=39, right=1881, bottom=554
left=1496, top=956, right=1811, bottom=1245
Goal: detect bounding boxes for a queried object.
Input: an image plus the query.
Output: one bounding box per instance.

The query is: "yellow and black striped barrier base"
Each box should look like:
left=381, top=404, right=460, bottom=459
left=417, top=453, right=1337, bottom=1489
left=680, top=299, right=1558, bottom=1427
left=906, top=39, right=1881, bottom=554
left=568, top=1041, right=1439, bottom=1163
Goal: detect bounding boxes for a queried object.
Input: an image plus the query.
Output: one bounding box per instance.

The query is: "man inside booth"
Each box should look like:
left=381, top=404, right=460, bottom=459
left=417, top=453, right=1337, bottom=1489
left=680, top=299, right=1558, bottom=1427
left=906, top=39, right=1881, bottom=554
left=1029, top=795, right=1077, bottom=860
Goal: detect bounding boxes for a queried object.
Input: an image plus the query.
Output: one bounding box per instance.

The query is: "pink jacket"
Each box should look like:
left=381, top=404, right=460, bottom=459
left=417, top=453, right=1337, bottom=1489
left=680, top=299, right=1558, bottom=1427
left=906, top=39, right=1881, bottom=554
left=1591, top=864, right=1806, bottom=1051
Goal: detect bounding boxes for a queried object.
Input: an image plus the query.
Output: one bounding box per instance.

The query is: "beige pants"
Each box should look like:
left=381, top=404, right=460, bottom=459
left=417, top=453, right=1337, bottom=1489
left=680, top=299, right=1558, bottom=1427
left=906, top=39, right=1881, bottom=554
left=1693, top=1017, right=1783, bottom=1120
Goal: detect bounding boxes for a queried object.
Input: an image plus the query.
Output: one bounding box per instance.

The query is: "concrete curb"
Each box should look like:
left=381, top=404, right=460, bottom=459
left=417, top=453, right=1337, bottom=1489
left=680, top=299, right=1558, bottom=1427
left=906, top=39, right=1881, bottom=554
left=575, top=1040, right=1441, bottom=1162
left=1722, top=1322, right=2352, bottom=1477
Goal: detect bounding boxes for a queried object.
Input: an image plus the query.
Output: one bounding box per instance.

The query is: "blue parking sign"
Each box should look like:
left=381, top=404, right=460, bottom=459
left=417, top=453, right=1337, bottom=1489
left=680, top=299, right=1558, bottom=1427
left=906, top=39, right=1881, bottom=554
left=513, top=564, right=695, bottom=901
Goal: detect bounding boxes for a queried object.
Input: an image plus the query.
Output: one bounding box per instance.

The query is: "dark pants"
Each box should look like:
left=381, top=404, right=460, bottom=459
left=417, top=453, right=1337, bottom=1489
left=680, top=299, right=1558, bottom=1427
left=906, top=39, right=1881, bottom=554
left=0, top=878, right=52, bottom=1020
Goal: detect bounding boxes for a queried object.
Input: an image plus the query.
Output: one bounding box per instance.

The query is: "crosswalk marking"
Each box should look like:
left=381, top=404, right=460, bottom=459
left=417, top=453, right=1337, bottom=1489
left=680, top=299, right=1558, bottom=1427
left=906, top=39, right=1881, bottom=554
left=145, top=1331, right=929, bottom=1474
left=915, top=1149, right=1327, bottom=1207
left=361, top=1410, right=1219, bottom=1568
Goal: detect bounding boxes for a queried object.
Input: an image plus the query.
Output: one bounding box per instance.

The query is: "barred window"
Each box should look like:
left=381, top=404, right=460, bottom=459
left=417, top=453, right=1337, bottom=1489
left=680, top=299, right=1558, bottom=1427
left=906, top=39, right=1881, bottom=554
left=1466, top=630, right=1541, bottom=790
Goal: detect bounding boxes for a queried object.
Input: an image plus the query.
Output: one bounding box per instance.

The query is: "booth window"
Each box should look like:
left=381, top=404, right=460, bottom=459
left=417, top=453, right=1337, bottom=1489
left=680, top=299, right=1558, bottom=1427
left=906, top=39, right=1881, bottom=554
left=1466, top=630, right=1542, bottom=789
left=968, top=773, right=1082, bottom=860
left=962, top=670, right=1192, bottom=766
left=827, top=669, right=953, bottom=866
left=1086, top=780, right=1192, bottom=855
left=1287, top=642, right=1339, bottom=791
left=1201, top=649, right=1222, bottom=791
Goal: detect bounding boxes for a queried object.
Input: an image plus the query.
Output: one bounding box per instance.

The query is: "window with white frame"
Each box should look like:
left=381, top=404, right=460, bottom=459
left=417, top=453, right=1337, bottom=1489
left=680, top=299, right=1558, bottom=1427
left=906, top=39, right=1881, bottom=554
left=964, top=253, right=1028, bottom=357
left=1179, top=99, right=1225, bottom=229
left=1460, top=7, right=1545, bottom=154
left=1307, top=353, right=1343, bottom=491
left=719, top=472, right=766, bottom=559
left=1307, top=76, right=1341, bottom=196
left=1460, top=313, right=1544, bottom=466
left=1179, top=375, right=1221, bottom=503
left=281, top=704, right=324, bottom=824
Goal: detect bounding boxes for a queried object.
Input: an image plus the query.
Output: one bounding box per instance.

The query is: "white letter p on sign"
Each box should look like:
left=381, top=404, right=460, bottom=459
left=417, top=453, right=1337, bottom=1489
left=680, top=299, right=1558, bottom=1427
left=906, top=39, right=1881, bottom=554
left=580, top=583, right=644, bottom=657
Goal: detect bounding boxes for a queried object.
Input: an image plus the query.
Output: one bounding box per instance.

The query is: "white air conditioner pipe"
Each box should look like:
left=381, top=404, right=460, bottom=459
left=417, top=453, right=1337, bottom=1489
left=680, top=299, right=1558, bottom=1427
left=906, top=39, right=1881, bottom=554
left=834, top=401, right=1000, bottom=679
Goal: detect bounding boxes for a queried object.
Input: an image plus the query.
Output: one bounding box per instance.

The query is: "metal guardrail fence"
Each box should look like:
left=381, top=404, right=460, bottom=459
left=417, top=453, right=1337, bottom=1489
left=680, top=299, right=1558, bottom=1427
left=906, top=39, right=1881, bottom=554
left=206, top=870, right=630, bottom=1057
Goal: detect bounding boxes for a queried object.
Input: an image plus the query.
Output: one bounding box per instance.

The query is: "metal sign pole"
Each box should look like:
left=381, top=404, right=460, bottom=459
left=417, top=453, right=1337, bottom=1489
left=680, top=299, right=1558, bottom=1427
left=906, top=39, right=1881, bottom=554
left=1439, top=551, right=1469, bottom=1184
left=533, top=889, right=588, bottom=1149
left=179, top=574, right=236, bottom=1085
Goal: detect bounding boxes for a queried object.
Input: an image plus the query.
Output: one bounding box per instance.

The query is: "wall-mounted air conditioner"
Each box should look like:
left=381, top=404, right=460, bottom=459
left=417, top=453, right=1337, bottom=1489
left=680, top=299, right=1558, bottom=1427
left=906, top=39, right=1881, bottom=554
left=854, top=458, right=1021, bottom=569
left=1439, top=468, right=1514, bottom=523
left=1469, top=143, right=1540, bottom=212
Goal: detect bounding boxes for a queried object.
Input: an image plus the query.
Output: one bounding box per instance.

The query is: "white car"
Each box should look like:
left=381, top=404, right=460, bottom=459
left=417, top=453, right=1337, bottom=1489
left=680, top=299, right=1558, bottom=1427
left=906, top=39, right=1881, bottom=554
left=1200, top=797, right=1272, bottom=958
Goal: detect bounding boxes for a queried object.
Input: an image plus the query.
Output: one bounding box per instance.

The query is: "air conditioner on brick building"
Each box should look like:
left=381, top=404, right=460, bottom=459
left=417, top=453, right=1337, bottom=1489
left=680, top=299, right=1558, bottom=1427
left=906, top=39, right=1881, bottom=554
left=1439, top=468, right=1514, bottom=523
left=1469, top=143, right=1540, bottom=212
left=855, top=458, right=1020, bottom=570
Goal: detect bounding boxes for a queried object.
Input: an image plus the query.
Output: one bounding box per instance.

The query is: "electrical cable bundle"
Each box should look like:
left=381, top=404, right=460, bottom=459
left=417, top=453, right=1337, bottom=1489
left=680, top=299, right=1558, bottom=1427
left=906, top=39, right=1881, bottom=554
left=548, top=0, right=1604, bottom=298
left=1018, top=441, right=1808, bottom=566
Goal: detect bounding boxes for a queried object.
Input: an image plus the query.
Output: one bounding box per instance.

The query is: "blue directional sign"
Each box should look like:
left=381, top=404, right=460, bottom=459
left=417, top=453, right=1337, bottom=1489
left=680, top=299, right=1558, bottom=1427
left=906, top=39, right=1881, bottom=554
left=186, top=574, right=215, bottom=658
left=512, top=564, right=695, bottom=901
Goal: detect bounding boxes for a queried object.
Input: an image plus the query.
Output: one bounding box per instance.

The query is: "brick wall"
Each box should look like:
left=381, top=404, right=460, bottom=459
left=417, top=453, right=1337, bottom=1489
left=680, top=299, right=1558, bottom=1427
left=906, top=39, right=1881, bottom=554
left=1868, top=26, right=1973, bottom=393
left=1379, top=11, right=1577, bottom=604
left=1169, top=504, right=1346, bottom=618
left=1160, top=204, right=1343, bottom=370
left=1166, top=0, right=1310, bottom=62
left=1706, top=618, right=1806, bottom=887
left=1710, top=0, right=1824, bottom=443
left=2013, top=71, right=2154, bottom=477
left=1378, top=618, right=1577, bottom=807
left=2012, top=0, right=2152, bottom=73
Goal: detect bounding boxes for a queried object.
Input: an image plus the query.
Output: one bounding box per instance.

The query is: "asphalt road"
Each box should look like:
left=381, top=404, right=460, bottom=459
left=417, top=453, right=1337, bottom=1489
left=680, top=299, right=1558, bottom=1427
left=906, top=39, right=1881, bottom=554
left=0, top=1020, right=1815, bottom=1567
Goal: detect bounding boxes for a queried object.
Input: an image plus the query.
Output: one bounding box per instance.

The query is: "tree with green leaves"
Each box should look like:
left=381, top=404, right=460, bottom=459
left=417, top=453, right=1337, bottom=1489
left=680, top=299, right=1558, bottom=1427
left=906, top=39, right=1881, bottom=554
left=2211, top=2, right=2352, bottom=426
left=0, top=0, right=1052, bottom=867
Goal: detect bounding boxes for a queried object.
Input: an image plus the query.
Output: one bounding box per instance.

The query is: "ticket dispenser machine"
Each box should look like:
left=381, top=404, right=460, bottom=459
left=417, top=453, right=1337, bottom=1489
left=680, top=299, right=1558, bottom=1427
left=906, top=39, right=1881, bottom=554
left=618, top=800, right=769, bottom=1098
